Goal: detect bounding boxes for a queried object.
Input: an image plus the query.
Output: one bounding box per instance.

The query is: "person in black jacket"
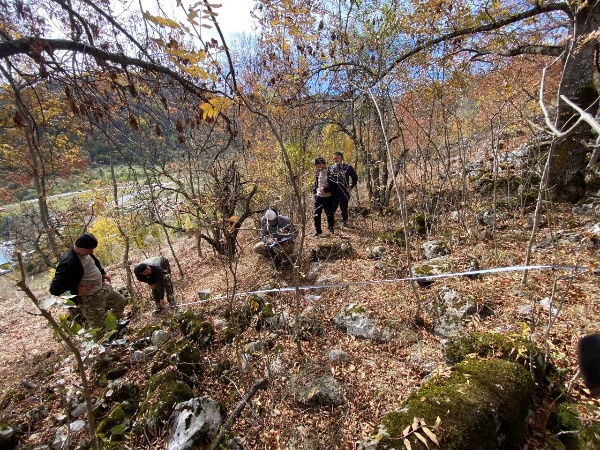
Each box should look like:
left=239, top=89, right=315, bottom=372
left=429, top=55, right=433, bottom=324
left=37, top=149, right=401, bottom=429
left=330, top=151, right=358, bottom=227
left=311, top=156, right=338, bottom=237
left=49, top=233, right=127, bottom=332
left=133, top=256, right=175, bottom=313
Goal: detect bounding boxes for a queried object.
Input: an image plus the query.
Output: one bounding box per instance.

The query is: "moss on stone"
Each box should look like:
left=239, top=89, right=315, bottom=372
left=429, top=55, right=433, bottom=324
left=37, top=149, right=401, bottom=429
left=106, top=365, right=128, bottom=381
left=414, top=265, right=433, bottom=276
left=223, top=325, right=239, bottom=343
left=379, top=228, right=406, bottom=246
left=373, top=358, right=535, bottom=449
left=312, top=241, right=356, bottom=260
left=133, top=324, right=162, bottom=340
left=410, top=212, right=427, bottom=235
left=96, top=400, right=138, bottom=439
left=138, top=368, right=194, bottom=436
left=0, top=388, right=26, bottom=409
left=345, top=304, right=366, bottom=315
left=159, top=338, right=203, bottom=377
left=91, top=356, right=122, bottom=386
left=444, top=332, right=543, bottom=377
left=551, top=402, right=600, bottom=449
left=110, top=382, right=141, bottom=403
left=178, top=310, right=214, bottom=348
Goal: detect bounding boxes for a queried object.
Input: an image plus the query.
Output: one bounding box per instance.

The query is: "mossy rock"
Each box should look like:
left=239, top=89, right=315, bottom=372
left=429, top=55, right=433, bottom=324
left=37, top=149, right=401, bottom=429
left=110, top=382, right=141, bottom=403
left=444, top=332, right=544, bottom=377
left=91, top=355, right=122, bottom=386
left=106, top=365, right=129, bottom=381
left=363, top=358, right=535, bottom=449
left=178, top=310, right=214, bottom=348
left=550, top=402, right=600, bottom=449
left=0, top=421, right=17, bottom=449
left=137, top=369, right=194, bottom=436
left=409, top=212, right=428, bottom=235
left=413, top=260, right=453, bottom=287
left=379, top=227, right=406, bottom=246
left=0, top=388, right=27, bottom=409
left=96, top=400, right=138, bottom=440
left=132, top=324, right=162, bottom=341
left=473, top=174, right=519, bottom=195
left=311, top=240, right=355, bottom=260
left=223, top=324, right=239, bottom=344
left=161, top=338, right=203, bottom=377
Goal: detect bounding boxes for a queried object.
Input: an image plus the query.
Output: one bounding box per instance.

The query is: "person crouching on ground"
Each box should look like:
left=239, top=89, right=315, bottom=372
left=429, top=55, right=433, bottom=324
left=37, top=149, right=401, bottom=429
left=133, top=256, right=175, bottom=313
left=253, top=208, right=298, bottom=264
left=311, top=156, right=338, bottom=237
left=49, top=233, right=128, bottom=334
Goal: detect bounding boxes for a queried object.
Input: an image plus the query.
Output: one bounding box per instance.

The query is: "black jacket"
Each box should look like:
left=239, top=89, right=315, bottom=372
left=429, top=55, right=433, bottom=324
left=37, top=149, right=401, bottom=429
left=329, top=162, right=358, bottom=193
left=49, top=248, right=105, bottom=296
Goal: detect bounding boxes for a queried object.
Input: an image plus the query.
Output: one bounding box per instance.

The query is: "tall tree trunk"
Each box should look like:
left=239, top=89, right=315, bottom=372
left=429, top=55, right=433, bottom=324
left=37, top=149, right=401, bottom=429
left=547, top=1, right=600, bottom=202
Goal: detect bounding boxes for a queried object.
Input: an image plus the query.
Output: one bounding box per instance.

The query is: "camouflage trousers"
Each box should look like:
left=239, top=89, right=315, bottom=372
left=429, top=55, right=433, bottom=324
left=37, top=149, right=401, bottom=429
left=79, top=283, right=127, bottom=330
left=152, top=273, right=175, bottom=306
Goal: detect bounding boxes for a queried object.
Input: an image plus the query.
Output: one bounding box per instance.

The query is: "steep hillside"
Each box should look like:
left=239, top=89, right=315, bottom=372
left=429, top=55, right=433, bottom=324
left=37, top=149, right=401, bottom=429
left=1, top=191, right=599, bottom=449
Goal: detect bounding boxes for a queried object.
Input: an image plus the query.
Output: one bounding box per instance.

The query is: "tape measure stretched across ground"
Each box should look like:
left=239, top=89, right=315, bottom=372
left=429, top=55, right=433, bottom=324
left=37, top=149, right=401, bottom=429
left=175, top=264, right=596, bottom=308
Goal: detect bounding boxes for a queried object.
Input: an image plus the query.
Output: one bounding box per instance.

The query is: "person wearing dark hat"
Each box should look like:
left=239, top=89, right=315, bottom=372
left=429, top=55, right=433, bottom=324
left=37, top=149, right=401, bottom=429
left=253, top=208, right=298, bottom=263
left=311, top=156, right=338, bottom=237
left=330, top=151, right=358, bottom=227
left=50, top=233, right=127, bottom=333
left=133, top=256, right=175, bottom=313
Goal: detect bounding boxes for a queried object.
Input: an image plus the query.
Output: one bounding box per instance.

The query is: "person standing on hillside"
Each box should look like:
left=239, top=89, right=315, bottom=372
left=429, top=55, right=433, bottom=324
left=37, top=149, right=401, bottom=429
left=133, top=256, right=175, bottom=313
left=254, top=207, right=298, bottom=265
left=311, top=156, right=338, bottom=237
left=330, top=151, right=358, bottom=227
left=50, top=233, right=128, bottom=333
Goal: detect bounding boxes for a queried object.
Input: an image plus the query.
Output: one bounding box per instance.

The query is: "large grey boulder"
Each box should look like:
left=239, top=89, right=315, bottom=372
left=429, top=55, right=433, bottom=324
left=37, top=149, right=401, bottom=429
left=290, top=368, right=345, bottom=407
left=424, top=287, right=493, bottom=338
left=310, top=240, right=355, bottom=261
left=421, top=240, right=450, bottom=259
left=359, top=358, right=535, bottom=450
left=167, top=397, right=224, bottom=450
left=366, top=245, right=387, bottom=259
left=412, top=257, right=454, bottom=286
left=333, top=304, right=394, bottom=342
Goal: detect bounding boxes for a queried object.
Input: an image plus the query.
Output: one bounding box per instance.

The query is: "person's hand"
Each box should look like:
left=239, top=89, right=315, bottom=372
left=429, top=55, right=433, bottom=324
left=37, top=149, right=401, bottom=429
left=317, top=187, right=324, bottom=195
left=77, top=283, right=92, bottom=295
left=348, top=186, right=353, bottom=192
left=150, top=283, right=157, bottom=289
left=102, top=274, right=112, bottom=283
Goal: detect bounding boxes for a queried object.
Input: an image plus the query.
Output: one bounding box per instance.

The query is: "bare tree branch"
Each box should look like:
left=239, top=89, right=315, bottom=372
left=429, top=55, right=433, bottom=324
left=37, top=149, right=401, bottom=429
left=463, top=44, right=564, bottom=59
left=0, top=37, right=226, bottom=101
left=379, top=2, right=570, bottom=81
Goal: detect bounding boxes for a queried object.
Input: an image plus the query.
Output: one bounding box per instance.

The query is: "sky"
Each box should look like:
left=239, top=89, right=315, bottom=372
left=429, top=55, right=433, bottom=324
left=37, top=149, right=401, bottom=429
left=138, top=0, right=256, bottom=40
left=211, top=0, right=255, bottom=37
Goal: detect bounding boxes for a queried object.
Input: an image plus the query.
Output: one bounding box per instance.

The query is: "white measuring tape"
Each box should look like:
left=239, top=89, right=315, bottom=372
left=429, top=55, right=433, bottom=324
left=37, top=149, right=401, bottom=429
left=177, top=264, right=593, bottom=308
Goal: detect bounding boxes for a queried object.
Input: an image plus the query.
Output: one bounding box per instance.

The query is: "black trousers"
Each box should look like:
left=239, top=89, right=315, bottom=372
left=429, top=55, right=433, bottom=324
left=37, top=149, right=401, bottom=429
left=314, top=195, right=335, bottom=233
left=334, top=189, right=350, bottom=223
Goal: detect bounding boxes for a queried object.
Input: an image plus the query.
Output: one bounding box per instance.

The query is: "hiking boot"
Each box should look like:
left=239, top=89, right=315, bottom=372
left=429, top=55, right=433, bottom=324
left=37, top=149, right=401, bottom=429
left=153, top=306, right=165, bottom=314
left=309, top=232, right=322, bottom=237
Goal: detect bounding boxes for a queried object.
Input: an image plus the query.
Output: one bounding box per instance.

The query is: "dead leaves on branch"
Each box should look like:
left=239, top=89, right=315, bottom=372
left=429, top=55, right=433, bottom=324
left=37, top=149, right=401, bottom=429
left=400, top=416, right=441, bottom=449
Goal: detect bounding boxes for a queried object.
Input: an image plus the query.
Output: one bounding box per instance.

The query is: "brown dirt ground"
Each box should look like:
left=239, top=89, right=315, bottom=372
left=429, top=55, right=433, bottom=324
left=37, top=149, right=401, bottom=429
left=1, top=203, right=600, bottom=449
